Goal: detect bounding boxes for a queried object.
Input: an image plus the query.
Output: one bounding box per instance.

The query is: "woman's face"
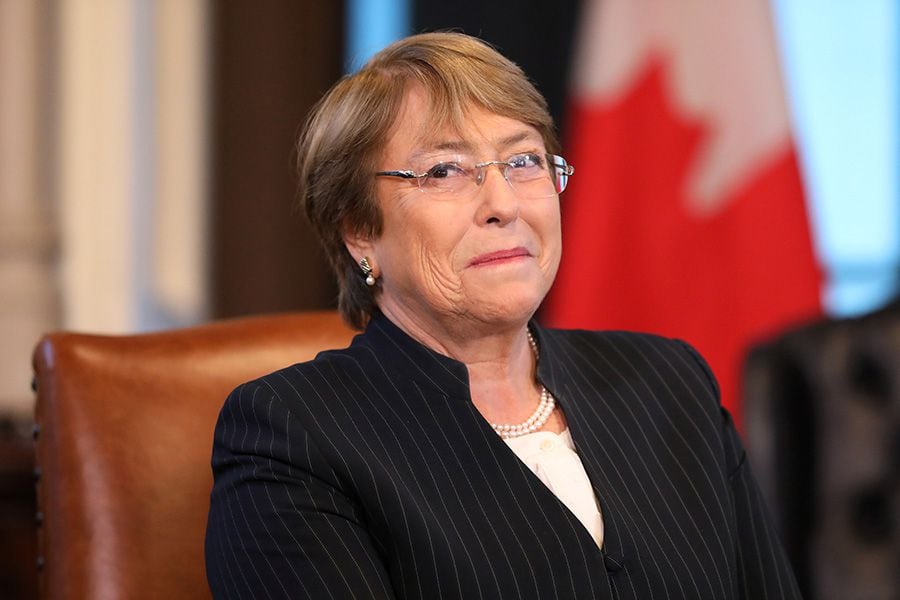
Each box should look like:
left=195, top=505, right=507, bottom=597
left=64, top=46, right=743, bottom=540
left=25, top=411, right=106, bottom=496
left=348, top=86, right=562, bottom=334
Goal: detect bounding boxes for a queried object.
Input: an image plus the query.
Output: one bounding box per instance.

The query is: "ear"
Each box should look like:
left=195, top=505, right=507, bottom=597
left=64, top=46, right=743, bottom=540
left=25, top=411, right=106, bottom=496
left=342, top=224, right=378, bottom=273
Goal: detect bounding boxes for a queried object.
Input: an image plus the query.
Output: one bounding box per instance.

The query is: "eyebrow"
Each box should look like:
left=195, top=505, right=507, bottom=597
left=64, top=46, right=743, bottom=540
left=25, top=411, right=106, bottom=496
left=412, top=140, right=473, bottom=159
left=410, top=128, right=543, bottom=161
left=496, top=130, right=541, bottom=149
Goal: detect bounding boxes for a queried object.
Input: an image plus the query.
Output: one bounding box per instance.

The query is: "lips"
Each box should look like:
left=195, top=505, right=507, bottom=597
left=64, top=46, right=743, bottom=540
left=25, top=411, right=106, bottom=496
left=468, top=247, right=531, bottom=267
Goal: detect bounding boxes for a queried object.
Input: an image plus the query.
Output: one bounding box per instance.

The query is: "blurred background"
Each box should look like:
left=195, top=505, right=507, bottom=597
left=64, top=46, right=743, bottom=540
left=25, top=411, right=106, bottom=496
left=1, top=0, right=897, bottom=598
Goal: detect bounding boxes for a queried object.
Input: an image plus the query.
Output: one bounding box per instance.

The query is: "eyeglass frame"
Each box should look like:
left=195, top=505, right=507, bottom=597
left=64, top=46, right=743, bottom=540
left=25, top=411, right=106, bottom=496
left=374, top=153, right=575, bottom=198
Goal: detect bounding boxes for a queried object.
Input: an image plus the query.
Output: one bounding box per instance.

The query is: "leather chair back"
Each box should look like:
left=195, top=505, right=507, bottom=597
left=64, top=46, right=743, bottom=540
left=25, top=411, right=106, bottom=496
left=32, top=311, right=355, bottom=599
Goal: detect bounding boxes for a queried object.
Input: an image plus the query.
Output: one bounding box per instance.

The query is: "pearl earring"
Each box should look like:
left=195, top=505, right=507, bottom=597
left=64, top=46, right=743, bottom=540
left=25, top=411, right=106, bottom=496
left=359, top=257, right=376, bottom=286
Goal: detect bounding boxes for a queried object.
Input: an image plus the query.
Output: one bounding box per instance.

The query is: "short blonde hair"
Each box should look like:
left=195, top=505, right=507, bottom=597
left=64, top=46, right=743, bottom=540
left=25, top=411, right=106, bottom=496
left=297, top=31, right=560, bottom=330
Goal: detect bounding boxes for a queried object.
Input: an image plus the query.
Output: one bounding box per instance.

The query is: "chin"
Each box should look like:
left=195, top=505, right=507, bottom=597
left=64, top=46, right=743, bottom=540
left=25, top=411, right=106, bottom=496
left=474, top=288, right=545, bottom=325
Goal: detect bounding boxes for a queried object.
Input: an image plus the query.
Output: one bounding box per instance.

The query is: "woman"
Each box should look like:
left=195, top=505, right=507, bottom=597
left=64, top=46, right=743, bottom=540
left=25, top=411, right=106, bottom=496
left=205, top=32, right=800, bottom=599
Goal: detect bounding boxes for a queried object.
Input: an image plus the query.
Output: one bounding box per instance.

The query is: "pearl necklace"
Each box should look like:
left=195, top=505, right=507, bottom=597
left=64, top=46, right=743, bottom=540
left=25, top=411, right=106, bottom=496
left=489, top=330, right=556, bottom=439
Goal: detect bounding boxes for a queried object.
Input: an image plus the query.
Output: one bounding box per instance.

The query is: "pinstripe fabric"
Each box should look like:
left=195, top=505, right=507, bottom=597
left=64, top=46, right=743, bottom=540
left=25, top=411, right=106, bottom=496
left=205, top=313, right=801, bottom=599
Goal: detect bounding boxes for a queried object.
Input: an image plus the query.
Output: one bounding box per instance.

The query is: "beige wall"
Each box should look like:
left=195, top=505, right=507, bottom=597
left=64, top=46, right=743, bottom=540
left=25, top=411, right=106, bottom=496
left=58, top=0, right=210, bottom=333
left=0, top=0, right=55, bottom=418
left=0, top=0, right=210, bottom=417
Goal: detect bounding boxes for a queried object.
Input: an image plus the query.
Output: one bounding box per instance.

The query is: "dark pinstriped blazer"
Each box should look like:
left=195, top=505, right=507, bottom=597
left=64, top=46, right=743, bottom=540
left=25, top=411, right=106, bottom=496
left=205, top=313, right=801, bottom=599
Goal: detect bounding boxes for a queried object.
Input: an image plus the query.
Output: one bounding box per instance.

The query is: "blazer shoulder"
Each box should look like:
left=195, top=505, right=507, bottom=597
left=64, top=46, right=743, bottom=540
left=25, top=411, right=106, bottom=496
left=223, top=343, right=373, bottom=415
left=541, top=326, right=679, bottom=357
left=540, top=326, right=721, bottom=405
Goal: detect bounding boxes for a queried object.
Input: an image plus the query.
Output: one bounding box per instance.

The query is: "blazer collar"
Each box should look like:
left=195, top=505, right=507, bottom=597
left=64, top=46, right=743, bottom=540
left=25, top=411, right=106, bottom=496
left=530, top=321, right=565, bottom=399
left=354, top=312, right=470, bottom=398
left=353, top=312, right=564, bottom=402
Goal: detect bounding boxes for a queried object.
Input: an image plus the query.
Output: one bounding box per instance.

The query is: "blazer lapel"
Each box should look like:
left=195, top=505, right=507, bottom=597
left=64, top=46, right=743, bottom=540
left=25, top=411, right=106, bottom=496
left=532, top=323, right=629, bottom=561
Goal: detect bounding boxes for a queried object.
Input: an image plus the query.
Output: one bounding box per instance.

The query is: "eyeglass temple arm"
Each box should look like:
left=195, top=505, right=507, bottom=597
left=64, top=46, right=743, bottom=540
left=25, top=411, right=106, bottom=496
left=547, top=155, right=575, bottom=176
left=375, top=170, right=418, bottom=179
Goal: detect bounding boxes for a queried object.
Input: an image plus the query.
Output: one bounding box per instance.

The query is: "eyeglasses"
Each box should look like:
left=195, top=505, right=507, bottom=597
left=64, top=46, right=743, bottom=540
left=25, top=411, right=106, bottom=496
left=375, top=153, right=574, bottom=199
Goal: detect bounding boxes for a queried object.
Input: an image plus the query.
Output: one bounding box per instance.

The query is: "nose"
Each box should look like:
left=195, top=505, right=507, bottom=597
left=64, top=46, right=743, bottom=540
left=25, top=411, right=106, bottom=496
left=474, top=163, right=520, bottom=226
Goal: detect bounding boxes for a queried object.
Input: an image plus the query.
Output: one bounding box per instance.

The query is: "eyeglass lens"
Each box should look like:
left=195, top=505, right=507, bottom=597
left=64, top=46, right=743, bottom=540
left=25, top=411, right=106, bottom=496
left=419, top=154, right=570, bottom=199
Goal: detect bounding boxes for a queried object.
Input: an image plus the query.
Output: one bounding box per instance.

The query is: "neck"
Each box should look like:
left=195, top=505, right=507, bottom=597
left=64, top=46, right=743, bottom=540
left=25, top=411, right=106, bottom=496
left=377, top=302, right=540, bottom=422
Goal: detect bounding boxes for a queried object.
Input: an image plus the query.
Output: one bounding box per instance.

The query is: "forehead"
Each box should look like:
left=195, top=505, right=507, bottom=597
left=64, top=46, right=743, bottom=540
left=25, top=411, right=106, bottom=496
left=385, top=85, right=544, bottom=161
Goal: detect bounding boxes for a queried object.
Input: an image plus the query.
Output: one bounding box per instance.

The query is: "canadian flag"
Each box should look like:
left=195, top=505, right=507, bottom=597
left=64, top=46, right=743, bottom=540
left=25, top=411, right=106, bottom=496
left=544, top=0, right=823, bottom=422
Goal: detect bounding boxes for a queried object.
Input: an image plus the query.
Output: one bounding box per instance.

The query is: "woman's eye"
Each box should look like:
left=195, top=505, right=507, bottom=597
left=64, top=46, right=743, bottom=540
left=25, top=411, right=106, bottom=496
left=427, top=163, right=465, bottom=179
left=509, top=153, right=543, bottom=169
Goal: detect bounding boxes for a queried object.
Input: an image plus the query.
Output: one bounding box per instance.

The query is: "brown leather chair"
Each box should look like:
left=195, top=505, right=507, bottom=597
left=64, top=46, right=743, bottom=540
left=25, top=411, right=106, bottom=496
left=32, top=311, right=355, bottom=599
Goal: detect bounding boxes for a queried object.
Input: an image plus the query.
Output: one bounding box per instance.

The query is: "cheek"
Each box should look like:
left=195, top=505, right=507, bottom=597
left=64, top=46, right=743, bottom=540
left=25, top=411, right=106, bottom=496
left=381, top=204, right=470, bottom=288
left=532, top=202, right=562, bottom=256
left=414, top=244, right=464, bottom=298
left=417, top=200, right=472, bottom=250
left=414, top=222, right=469, bottom=285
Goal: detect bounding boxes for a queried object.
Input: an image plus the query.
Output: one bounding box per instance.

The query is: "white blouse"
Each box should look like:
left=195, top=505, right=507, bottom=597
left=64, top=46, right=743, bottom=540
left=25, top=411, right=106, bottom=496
left=504, top=429, right=604, bottom=549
